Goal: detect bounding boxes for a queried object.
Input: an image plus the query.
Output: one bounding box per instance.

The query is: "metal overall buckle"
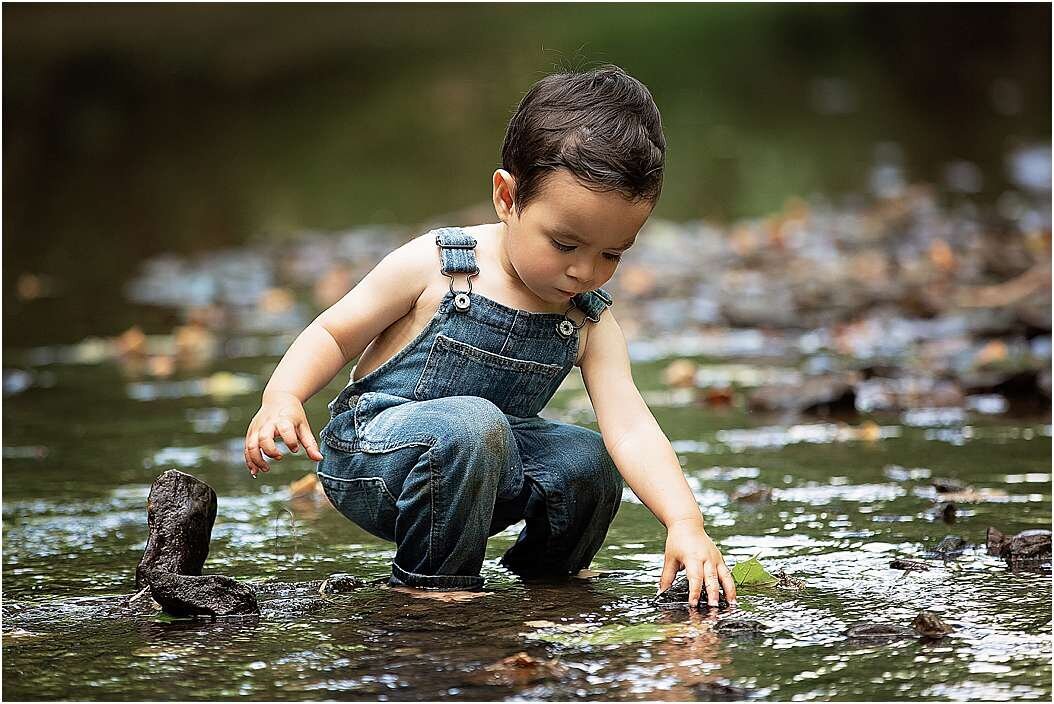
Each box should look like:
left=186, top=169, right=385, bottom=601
left=557, top=302, right=585, bottom=338
left=443, top=269, right=478, bottom=312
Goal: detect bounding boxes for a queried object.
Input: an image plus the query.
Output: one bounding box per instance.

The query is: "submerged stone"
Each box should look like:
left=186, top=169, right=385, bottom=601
left=713, top=618, right=765, bottom=637
left=926, top=535, right=968, bottom=558
left=146, top=570, right=259, bottom=618
left=652, top=576, right=730, bottom=610
left=693, top=679, right=753, bottom=700
left=843, top=622, right=917, bottom=642
left=319, top=573, right=368, bottom=594
left=136, top=470, right=217, bottom=589
left=912, top=611, right=954, bottom=639
left=889, top=558, right=931, bottom=572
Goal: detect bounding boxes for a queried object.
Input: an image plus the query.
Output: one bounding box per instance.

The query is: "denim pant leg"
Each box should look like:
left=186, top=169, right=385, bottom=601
left=498, top=416, right=623, bottom=577
left=317, top=394, right=524, bottom=590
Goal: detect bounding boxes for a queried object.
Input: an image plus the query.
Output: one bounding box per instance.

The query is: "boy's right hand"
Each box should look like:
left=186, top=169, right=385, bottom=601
left=244, top=391, right=324, bottom=477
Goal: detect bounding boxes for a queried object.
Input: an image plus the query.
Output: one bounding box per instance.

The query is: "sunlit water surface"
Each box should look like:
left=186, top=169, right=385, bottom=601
left=3, top=359, right=1051, bottom=701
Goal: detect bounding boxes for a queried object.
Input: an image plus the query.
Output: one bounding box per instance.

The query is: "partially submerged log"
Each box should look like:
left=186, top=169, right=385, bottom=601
left=136, top=469, right=217, bottom=589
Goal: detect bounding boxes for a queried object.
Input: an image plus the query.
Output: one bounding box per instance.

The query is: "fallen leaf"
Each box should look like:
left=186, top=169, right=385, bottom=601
left=730, top=557, right=778, bottom=587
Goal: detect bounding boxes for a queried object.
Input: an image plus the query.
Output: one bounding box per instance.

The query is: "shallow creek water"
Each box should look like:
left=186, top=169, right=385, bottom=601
left=2, top=356, right=1051, bottom=701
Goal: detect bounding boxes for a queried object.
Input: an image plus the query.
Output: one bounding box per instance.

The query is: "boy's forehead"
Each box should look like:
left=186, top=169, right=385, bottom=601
left=531, top=171, right=651, bottom=245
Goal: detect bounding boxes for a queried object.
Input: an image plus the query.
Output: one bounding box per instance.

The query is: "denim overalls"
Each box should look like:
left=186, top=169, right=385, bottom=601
left=316, top=226, right=622, bottom=590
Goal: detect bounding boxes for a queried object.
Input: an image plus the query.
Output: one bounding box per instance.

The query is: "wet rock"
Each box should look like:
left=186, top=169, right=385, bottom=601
left=931, top=501, right=957, bottom=523
left=145, top=570, right=259, bottom=618
left=713, top=618, right=765, bottom=637
left=653, top=576, right=730, bottom=610
left=746, top=373, right=859, bottom=417
left=889, top=558, right=931, bottom=572
left=926, top=535, right=968, bottom=558
left=931, top=478, right=966, bottom=494
left=844, top=622, right=917, bottom=642
left=1006, top=530, right=1053, bottom=568
left=775, top=569, right=806, bottom=590
left=136, top=470, right=217, bottom=589
left=693, top=679, right=753, bottom=701
left=912, top=611, right=954, bottom=639
left=986, top=526, right=1010, bottom=556
left=730, top=481, right=773, bottom=503
left=987, top=526, right=1052, bottom=570
left=320, top=573, right=368, bottom=594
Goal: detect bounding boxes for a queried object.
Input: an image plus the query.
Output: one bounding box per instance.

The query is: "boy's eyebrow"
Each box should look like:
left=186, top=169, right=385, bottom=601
left=546, top=227, right=636, bottom=250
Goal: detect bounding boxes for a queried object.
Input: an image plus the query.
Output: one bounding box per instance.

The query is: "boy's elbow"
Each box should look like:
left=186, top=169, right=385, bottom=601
left=313, top=318, right=353, bottom=362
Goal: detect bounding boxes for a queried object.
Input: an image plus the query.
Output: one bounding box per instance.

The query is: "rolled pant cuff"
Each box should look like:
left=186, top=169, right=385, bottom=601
left=389, top=561, right=485, bottom=591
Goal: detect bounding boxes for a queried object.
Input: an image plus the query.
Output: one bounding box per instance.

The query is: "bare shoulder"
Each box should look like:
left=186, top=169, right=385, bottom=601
left=382, top=230, right=442, bottom=278
left=578, top=306, right=630, bottom=371
left=315, top=230, right=443, bottom=356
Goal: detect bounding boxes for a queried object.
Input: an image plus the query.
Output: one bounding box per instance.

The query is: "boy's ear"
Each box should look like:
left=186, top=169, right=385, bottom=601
left=492, top=169, right=517, bottom=222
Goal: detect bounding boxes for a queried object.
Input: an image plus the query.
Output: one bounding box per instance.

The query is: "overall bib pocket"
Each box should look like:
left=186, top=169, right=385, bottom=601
left=414, top=334, right=563, bottom=417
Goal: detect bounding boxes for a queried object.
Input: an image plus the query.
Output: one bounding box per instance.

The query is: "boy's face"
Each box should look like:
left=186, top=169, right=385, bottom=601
left=492, top=168, right=653, bottom=304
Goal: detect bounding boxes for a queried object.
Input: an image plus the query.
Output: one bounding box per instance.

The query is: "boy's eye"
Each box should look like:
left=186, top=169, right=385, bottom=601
left=551, top=239, right=623, bottom=262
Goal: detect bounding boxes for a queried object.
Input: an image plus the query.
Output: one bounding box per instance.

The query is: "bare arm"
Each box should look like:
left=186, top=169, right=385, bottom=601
left=580, top=310, right=737, bottom=606
left=244, top=233, right=433, bottom=475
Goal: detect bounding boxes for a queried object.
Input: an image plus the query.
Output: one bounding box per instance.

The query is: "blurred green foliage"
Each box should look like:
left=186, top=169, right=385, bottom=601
left=3, top=3, right=1050, bottom=344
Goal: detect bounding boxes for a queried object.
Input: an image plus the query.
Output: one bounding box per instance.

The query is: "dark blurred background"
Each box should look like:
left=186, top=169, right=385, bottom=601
left=3, top=3, right=1050, bottom=346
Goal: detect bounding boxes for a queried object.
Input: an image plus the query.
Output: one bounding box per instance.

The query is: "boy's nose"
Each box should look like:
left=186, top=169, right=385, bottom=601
left=567, top=264, right=595, bottom=287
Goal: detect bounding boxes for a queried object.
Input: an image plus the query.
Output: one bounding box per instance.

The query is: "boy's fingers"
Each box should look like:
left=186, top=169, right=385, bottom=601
left=276, top=420, right=299, bottom=453
left=259, top=426, right=283, bottom=461
left=704, top=563, right=720, bottom=606
left=658, top=554, right=679, bottom=594
left=244, top=442, right=268, bottom=475
left=298, top=422, right=324, bottom=461
left=686, top=564, right=703, bottom=608
left=717, top=562, right=737, bottom=604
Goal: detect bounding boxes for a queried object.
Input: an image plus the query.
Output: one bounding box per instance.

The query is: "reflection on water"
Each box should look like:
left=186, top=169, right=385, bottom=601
left=3, top=366, right=1051, bottom=700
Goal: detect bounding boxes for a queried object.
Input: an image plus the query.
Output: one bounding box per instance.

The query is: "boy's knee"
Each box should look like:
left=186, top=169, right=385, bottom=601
left=426, top=395, right=514, bottom=461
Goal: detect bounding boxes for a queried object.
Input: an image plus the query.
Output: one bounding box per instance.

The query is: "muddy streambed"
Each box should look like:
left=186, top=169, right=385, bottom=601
left=3, top=354, right=1051, bottom=700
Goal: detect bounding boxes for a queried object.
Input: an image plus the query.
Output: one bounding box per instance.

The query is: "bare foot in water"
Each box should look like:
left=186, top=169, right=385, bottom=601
left=389, top=585, right=491, bottom=602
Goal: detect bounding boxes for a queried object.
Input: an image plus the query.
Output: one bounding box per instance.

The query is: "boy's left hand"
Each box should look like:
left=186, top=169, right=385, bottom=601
left=659, top=517, right=737, bottom=608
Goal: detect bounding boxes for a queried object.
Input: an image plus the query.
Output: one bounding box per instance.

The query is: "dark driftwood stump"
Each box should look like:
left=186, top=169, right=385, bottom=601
left=136, top=469, right=218, bottom=589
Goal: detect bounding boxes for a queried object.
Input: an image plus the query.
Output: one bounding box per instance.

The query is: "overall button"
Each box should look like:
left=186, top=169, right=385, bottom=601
left=557, top=319, right=576, bottom=338
left=453, top=292, right=471, bottom=312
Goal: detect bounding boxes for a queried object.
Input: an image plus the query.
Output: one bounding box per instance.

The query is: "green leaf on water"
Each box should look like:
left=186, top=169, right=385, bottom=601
left=523, top=621, right=679, bottom=647
left=730, top=557, right=778, bottom=587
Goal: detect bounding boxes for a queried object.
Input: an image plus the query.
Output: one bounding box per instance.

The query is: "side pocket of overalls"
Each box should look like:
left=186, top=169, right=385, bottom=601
left=317, top=392, right=402, bottom=541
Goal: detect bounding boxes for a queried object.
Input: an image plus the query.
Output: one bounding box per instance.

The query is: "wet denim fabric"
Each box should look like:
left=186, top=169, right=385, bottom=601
left=316, top=227, right=622, bottom=590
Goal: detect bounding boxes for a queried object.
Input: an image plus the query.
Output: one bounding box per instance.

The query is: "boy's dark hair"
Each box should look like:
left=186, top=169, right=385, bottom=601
left=500, top=64, right=666, bottom=215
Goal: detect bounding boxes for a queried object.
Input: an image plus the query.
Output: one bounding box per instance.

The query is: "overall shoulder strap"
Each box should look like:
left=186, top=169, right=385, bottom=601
left=571, top=287, right=614, bottom=323
left=434, top=227, right=479, bottom=275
